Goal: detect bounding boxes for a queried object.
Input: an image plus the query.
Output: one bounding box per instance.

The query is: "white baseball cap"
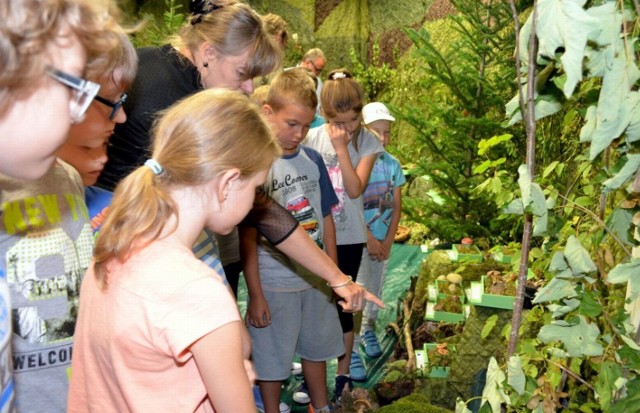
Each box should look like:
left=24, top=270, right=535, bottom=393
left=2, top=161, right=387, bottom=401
left=362, top=102, right=395, bottom=124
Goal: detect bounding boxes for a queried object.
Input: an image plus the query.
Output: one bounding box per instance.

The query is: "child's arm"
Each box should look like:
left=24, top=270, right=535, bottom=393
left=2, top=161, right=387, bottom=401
left=191, top=321, right=255, bottom=412
left=322, top=215, right=338, bottom=265
left=380, top=186, right=403, bottom=260
left=238, top=226, right=271, bottom=328
left=327, top=124, right=377, bottom=198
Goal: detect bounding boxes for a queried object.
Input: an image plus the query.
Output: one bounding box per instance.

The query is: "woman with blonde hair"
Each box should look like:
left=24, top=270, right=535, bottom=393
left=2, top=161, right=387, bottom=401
left=100, top=0, right=383, bottom=314
left=68, top=89, right=280, bottom=412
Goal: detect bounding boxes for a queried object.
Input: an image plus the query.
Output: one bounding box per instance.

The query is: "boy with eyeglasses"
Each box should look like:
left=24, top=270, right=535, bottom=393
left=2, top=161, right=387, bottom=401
left=0, top=7, right=125, bottom=407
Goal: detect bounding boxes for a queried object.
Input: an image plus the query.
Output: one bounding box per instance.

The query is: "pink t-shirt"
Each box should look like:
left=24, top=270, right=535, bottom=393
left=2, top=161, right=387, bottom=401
left=68, top=241, right=241, bottom=413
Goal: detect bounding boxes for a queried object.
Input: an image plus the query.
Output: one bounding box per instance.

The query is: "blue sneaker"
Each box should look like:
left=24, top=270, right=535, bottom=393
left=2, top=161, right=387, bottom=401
left=254, top=386, right=291, bottom=413
left=349, top=351, right=367, bottom=381
left=362, top=330, right=382, bottom=358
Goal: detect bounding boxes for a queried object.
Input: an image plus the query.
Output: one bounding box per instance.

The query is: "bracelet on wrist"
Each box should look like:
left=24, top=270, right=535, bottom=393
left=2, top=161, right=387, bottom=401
left=327, top=276, right=353, bottom=289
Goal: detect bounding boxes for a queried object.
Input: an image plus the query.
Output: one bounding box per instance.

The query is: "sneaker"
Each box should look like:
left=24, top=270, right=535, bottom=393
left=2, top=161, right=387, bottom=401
left=291, top=361, right=302, bottom=375
left=333, top=374, right=353, bottom=403
left=253, top=385, right=291, bottom=413
left=349, top=351, right=367, bottom=381
left=361, top=330, right=382, bottom=358
left=293, top=379, right=310, bottom=404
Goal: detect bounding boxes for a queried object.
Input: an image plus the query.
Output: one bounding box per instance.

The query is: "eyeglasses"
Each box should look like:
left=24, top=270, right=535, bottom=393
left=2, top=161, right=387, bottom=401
left=94, top=93, right=128, bottom=121
left=308, top=60, right=324, bottom=76
left=46, top=67, right=101, bottom=123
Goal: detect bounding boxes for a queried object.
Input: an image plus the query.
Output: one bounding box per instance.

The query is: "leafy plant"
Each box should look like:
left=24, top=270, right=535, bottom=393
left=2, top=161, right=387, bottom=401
left=130, top=0, right=186, bottom=48
left=465, top=1, right=640, bottom=412
left=395, top=0, right=526, bottom=243
left=350, top=39, right=395, bottom=102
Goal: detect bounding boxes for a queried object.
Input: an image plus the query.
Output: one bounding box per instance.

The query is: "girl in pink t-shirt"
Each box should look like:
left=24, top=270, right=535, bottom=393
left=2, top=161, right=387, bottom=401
left=68, top=89, right=281, bottom=413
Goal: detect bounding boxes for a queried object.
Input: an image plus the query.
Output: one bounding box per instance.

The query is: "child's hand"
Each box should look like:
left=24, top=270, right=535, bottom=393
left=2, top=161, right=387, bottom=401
left=246, top=295, right=271, bottom=328
left=327, top=123, right=351, bottom=151
left=367, top=237, right=385, bottom=262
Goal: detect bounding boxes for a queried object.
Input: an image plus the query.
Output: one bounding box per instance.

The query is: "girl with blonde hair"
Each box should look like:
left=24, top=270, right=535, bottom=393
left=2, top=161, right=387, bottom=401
left=68, top=89, right=280, bottom=412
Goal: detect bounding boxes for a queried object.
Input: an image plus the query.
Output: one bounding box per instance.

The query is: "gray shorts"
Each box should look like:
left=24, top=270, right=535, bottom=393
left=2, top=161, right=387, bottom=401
left=249, top=287, right=345, bottom=381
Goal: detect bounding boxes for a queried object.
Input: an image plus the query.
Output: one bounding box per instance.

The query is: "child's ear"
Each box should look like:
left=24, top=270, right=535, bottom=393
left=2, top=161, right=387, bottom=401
left=262, top=104, right=274, bottom=118
left=215, top=168, right=241, bottom=205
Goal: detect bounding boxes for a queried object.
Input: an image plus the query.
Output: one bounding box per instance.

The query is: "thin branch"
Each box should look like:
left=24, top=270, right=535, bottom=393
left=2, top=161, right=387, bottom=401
left=548, top=359, right=596, bottom=392
left=507, top=0, right=538, bottom=359
left=555, top=192, right=632, bottom=257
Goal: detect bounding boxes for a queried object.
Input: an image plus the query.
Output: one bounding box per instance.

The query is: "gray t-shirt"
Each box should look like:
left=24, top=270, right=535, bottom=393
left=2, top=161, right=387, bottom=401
left=258, top=147, right=337, bottom=292
left=303, top=126, right=383, bottom=245
left=0, top=160, right=92, bottom=412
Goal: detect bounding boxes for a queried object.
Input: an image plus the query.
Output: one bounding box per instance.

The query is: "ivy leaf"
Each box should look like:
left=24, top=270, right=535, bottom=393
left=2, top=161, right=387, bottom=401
left=482, top=315, right=499, bottom=339
left=507, top=356, right=526, bottom=396
left=503, top=198, right=524, bottom=215
left=564, top=235, right=597, bottom=275
left=609, top=377, right=640, bottom=413
left=548, top=298, right=580, bottom=318
left=505, top=93, right=563, bottom=126
left=533, top=277, right=577, bottom=303
left=585, top=3, right=620, bottom=77
left=607, top=259, right=640, bottom=300
left=594, top=361, right=623, bottom=411
left=482, top=357, right=509, bottom=413
left=579, top=288, right=602, bottom=318
left=535, top=0, right=601, bottom=97
left=603, top=154, right=640, bottom=192
left=538, top=315, right=604, bottom=357
left=549, top=251, right=569, bottom=272
left=603, top=208, right=633, bottom=246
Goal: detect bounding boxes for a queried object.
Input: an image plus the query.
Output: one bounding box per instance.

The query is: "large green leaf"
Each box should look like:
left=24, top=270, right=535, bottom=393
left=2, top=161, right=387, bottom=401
left=582, top=41, right=640, bottom=159
left=505, top=93, right=563, bottom=126
left=609, top=377, right=640, bottom=413
left=603, top=207, right=634, bottom=246
left=533, top=277, right=577, bottom=303
left=579, top=288, right=603, bottom=318
left=564, top=235, right=597, bottom=275
left=538, top=316, right=604, bottom=357
left=594, top=361, right=623, bottom=411
left=584, top=3, right=620, bottom=77
left=548, top=298, right=580, bottom=318
left=607, top=259, right=640, bottom=300
left=482, top=357, right=509, bottom=413
left=535, top=0, right=601, bottom=97
left=507, top=356, right=526, bottom=396
left=603, top=154, right=640, bottom=192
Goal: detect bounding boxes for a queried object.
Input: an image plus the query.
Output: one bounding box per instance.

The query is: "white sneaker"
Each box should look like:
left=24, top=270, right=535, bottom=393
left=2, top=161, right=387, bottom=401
left=293, top=379, right=310, bottom=404
left=291, top=361, right=302, bottom=375
left=279, top=402, right=291, bottom=413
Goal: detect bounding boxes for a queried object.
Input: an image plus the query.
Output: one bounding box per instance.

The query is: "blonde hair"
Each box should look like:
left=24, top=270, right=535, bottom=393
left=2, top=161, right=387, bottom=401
left=93, top=89, right=281, bottom=287
left=262, top=13, right=288, bottom=48
left=266, top=68, right=317, bottom=112
left=321, top=69, right=365, bottom=118
left=0, top=0, right=122, bottom=115
left=251, top=84, right=270, bottom=106
left=170, top=0, right=280, bottom=81
left=85, top=29, right=138, bottom=92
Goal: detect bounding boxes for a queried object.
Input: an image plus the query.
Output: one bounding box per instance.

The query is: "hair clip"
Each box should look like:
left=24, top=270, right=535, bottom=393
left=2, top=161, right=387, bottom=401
left=190, top=0, right=222, bottom=25
left=144, top=159, right=164, bottom=175
left=329, top=72, right=353, bottom=80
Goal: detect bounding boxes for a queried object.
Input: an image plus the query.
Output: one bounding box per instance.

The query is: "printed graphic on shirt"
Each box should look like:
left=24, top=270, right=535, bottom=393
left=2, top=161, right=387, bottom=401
left=324, top=155, right=347, bottom=228
left=2, top=192, right=92, bottom=368
left=285, top=195, right=321, bottom=248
